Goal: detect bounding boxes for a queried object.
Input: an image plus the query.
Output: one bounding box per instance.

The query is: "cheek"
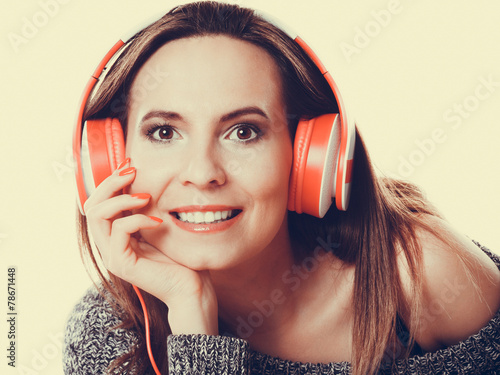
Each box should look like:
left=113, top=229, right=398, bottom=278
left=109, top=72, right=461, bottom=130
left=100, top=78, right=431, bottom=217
left=237, top=141, right=293, bottom=204
left=126, top=147, right=176, bottom=202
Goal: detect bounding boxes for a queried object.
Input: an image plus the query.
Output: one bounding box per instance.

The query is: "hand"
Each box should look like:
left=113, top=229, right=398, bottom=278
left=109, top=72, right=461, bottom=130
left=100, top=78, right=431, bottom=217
left=83, top=159, right=218, bottom=335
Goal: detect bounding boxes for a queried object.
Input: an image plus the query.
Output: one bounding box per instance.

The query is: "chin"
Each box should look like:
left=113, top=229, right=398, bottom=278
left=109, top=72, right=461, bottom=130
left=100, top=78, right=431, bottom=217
left=142, top=231, right=243, bottom=270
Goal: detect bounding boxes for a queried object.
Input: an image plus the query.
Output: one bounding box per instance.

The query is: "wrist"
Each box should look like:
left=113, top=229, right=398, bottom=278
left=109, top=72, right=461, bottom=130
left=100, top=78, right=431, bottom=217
left=167, top=296, right=218, bottom=335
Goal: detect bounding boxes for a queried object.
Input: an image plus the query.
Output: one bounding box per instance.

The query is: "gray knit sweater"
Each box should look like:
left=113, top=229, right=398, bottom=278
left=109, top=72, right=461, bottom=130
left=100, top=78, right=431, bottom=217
left=63, top=245, right=500, bottom=374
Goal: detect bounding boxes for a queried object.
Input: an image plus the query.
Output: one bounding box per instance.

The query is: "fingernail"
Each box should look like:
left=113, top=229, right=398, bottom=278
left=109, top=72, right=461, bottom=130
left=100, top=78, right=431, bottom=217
left=149, top=216, right=163, bottom=223
left=117, top=158, right=131, bottom=170
left=119, top=167, right=135, bottom=176
left=131, top=193, right=150, bottom=200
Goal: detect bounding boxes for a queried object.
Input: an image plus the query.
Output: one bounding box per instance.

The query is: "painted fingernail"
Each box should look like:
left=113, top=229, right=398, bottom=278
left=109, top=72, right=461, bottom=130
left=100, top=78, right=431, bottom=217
left=131, top=193, right=150, bottom=199
left=119, top=167, right=135, bottom=176
left=149, top=216, right=163, bottom=223
left=117, top=158, right=131, bottom=170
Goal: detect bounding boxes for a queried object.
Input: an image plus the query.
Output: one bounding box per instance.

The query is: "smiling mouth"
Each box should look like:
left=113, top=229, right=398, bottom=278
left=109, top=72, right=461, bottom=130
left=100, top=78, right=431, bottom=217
left=171, top=209, right=242, bottom=224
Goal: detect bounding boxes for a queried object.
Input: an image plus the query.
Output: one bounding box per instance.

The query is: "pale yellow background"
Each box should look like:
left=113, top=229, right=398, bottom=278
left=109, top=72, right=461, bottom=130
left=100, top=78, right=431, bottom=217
left=1, top=0, right=499, bottom=374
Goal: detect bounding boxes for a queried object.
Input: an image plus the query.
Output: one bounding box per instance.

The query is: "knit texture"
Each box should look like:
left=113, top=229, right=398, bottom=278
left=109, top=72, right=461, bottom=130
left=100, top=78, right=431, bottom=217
left=63, top=287, right=141, bottom=374
left=63, top=244, right=500, bottom=374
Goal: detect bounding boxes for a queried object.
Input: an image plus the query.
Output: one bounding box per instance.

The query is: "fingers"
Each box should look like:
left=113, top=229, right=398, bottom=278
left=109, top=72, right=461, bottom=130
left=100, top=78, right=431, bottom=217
left=102, top=214, right=163, bottom=277
left=83, top=159, right=136, bottom=214
left=110, top=215, right=162, bottom=254
left=88, top=194, right=153, bottom=250
left=82, top=158, right=160, bottom=271
left=84, top=158, right=145, bottom=233
left=90, top=193, right=151, bottom=223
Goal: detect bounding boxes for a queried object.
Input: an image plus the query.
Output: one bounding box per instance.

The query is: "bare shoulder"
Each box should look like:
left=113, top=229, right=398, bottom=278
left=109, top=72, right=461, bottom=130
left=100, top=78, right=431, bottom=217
left=399, top=215, right=500, bottom=351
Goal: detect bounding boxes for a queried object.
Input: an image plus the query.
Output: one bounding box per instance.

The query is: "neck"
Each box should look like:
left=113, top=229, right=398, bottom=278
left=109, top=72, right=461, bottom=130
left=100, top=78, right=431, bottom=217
left=210, top=224, right=343, bottom=341
left=210, top=223, right=301, bottom=338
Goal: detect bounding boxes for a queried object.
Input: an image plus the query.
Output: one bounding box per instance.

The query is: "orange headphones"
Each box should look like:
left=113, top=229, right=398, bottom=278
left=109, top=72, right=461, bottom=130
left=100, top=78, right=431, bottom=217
left=73, top=12, right=356, bottom=220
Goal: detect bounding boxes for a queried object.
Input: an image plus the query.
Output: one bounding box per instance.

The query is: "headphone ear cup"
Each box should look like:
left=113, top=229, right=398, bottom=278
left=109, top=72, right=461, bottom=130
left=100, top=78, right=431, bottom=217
left=288, top=114, right=340, bottom=218
left=288, top=118, right=314, bottom=214
left=80, top=118, right=125, bottom=203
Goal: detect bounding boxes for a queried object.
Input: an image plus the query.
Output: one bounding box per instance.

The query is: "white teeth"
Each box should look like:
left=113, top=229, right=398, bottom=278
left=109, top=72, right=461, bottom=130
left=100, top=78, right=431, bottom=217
left=194, top=212, right=204, bottom=224
left=176, top=210, right=237, bottom=224
left=205, top=212, right=215, bottom=223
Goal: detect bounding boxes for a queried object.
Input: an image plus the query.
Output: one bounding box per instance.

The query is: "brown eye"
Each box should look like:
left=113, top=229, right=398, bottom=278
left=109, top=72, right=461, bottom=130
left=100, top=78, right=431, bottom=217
left=227, top=125, right=261, bottom=143
left=158, top=127, right=174, bottom=140
left=146, top=125, right=180, bottom=143
left=236, top=127, right=253, bottom=140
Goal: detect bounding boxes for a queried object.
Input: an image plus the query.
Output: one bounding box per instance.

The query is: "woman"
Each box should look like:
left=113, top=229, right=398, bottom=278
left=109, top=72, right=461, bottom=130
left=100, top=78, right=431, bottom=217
left=64, top=2, right=500, bottom=374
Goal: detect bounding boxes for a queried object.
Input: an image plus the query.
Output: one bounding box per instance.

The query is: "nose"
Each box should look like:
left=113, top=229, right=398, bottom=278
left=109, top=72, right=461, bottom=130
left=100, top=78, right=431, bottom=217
left=178, top=141, right=226, bottom=189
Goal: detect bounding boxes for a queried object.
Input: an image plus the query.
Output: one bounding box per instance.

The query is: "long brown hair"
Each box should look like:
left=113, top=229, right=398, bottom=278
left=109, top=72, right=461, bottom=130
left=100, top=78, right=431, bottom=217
left=77, top=2, right=444, bottom=374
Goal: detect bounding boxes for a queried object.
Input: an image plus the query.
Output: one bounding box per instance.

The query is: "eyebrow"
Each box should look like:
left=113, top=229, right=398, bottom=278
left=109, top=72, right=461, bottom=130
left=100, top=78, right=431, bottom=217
left=140, top=110, right=183, bottom=123
left=139, top=106, right=269, bottom=125
left=220, top=106, right=269, bottom=122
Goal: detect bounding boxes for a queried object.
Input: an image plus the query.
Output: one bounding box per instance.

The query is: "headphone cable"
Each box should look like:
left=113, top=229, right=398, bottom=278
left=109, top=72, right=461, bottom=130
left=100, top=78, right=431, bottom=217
left=133, top=284, right=161, bottom=375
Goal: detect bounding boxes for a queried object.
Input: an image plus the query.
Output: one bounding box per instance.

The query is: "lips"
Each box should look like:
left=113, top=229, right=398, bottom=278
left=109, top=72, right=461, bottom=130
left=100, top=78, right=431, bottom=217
left=169, top=206, right=242, bottom=233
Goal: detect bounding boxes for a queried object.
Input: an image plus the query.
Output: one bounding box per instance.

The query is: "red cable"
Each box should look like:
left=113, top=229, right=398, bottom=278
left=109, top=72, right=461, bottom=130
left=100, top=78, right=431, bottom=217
left=133, top=284, right=161, bottom=375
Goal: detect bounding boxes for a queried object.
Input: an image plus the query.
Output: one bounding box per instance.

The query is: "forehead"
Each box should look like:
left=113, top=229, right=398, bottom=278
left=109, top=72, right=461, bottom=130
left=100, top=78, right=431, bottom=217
left=128, top=35, right=284, bottom=117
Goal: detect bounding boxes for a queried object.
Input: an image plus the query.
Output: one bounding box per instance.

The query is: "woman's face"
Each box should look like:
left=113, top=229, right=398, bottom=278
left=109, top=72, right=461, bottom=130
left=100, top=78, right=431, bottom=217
left=126, top=36, right=293, bottom=271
